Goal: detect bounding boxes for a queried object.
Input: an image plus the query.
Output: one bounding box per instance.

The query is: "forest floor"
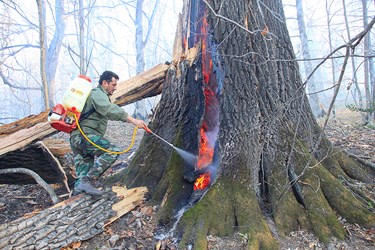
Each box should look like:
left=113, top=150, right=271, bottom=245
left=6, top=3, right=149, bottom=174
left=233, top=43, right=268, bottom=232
left=0, top=109, right=374, bottom=249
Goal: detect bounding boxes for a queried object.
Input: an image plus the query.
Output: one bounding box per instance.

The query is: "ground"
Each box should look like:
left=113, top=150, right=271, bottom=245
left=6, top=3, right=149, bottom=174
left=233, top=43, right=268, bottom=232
left=0, top=110, right=374, bottom=249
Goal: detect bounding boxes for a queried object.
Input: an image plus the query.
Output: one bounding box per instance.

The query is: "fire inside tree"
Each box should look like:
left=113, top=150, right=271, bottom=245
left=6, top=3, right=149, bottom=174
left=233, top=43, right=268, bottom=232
left=188, top=9, right=221, bottom=191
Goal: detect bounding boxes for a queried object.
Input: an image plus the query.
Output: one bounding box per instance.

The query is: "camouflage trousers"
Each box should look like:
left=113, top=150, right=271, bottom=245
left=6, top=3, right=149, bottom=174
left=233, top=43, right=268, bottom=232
left=70, top=134, right=120, bottom=188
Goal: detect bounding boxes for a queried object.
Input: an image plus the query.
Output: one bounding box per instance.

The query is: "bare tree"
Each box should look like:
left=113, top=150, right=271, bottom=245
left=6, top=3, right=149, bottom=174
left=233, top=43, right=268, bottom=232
left=361, top=0, right=375, bottom=124
left=296, top=0, right=322, bottom=117
left=36, top=0, right=49, bottom=109
left=46, top=0, right=65, bottom=104
left=133, top=0, right=160, bottom=120
left=325, top=0, right=337, bottom=117
left=343, top=0, right=363, bottom=110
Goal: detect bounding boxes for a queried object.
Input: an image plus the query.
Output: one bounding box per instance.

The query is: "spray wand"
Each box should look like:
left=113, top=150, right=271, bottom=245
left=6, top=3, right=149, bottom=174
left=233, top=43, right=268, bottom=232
left=145, top=128, right=176, bottom=149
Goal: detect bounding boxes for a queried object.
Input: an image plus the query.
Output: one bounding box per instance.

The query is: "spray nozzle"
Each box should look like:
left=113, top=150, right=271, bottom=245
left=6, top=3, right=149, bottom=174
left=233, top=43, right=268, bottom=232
left=145, top=127, right=152, bottom=133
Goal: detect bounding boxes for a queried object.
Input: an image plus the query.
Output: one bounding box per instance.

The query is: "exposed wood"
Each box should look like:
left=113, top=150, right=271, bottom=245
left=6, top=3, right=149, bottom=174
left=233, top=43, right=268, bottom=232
left=0, top=111, right=50, bottom=137
left=172, top=14, right=184, bottom=64
left=0, top=121, right=55, bottom=156
left=42, top=138, right=72, bottom=156
left=0, top=186, right=147, bottom=249
left=0, top=168, right=59, bottom=204
left=37, top=141, right=70, bottom=192
left=104, top=186, right=148, bottom=226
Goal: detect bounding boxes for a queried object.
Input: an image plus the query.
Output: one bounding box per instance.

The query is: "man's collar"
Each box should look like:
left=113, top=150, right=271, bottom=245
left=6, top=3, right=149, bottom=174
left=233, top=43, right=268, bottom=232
left=98, top=84, right=110, bottom=95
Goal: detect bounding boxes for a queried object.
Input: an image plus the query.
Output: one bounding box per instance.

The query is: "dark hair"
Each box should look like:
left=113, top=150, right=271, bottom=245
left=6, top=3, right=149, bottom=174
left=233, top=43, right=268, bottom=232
left=99, top=71, right=119, bottom=85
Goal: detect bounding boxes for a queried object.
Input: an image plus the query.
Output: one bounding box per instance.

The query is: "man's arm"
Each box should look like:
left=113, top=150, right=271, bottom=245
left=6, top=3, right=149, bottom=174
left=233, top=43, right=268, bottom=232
left=126, top=116, right=151, bottom=132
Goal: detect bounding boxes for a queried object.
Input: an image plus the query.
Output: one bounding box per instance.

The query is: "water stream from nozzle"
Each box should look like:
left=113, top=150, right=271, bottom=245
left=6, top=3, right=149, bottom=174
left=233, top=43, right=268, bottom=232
left=149, top=131, right=197, bottom=166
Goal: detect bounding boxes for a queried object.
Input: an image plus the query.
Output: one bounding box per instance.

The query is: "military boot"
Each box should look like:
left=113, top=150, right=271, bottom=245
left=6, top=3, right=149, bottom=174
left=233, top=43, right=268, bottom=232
left=75, top=176, right=104, bottom=196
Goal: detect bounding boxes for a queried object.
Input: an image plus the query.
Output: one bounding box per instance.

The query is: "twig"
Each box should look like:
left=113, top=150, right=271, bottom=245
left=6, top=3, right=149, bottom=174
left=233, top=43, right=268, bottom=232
left=0, top=168, right=59, bottom=204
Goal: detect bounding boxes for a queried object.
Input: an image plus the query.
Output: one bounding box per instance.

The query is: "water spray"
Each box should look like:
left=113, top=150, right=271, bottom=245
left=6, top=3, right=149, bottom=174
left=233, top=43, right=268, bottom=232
left=147, top=129, right=197, bottom=166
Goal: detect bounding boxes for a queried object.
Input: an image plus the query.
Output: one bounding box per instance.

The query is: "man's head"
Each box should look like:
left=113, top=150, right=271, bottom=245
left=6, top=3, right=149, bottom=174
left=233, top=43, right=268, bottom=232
left=99, top=71, right=119, bottom=95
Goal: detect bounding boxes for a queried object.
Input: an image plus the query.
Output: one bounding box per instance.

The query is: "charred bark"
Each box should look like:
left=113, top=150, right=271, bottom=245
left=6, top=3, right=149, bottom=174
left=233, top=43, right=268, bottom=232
left=123, top=0, right=375, bottom=248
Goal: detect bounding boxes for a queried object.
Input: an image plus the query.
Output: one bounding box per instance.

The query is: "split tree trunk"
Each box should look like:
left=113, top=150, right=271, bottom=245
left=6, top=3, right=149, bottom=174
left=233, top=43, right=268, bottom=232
left=123, top=0, right=375, bottom=248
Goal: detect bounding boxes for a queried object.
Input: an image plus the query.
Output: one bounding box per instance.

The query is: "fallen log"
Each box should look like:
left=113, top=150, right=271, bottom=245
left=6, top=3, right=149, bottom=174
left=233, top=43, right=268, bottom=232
left=111, top=63, right=169, bottom=105
left=0, top=186, right=147, bottom=250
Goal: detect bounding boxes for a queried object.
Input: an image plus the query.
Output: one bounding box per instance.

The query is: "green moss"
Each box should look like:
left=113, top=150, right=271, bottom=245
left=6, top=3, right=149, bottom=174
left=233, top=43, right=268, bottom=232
left=273, top=128, right=347, bottom=243
left=317, top=165, right=375, bottom=228
left=178, top=175, right=278, bottom=249
left=154, top=127, right=194, bottom=224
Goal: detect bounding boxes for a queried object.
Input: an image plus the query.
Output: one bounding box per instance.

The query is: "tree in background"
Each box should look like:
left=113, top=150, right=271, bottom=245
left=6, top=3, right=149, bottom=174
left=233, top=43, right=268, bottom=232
left=361, top=0, right=375, bottom=124
left=133, top=0, right=160, bottom=120
left=343, top=0, right=363, bottom=110
left=296, top=0, right=322, bottom=118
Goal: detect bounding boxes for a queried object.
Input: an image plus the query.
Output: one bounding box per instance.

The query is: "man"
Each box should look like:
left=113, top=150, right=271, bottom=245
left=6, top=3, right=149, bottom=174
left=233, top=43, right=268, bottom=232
left=70, top=70, right=149, bottom=196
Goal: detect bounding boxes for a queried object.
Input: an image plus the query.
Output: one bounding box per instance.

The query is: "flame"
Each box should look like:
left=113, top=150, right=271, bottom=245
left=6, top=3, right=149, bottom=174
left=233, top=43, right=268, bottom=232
left=197, top=127, right=214, bottom=169
left=193, top=10, right=218, bottom=191
left=194, top=172, right=211, bottom=190
left=183, top=37, right=188, bottom=53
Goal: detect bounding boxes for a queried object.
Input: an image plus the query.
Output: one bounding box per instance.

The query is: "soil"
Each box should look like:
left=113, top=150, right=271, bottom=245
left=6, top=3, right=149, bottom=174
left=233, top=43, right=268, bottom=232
left=0, top=110, right=374, bottom=249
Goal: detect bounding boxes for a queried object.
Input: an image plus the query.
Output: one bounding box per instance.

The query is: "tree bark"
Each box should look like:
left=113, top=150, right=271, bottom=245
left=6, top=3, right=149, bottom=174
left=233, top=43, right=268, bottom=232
left=123, top=0, right=375, bottom=248
left=0, top=186, right=147, bottom=250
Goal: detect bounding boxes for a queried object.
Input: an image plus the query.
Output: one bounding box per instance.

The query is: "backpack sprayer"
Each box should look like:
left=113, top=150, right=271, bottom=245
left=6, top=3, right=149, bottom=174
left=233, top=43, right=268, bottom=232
left=48, top=75, right=93, bottom=133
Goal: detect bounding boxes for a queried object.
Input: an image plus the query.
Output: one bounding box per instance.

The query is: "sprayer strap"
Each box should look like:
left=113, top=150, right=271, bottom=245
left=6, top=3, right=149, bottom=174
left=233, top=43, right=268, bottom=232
left=79, top=108, right=95, bottom=122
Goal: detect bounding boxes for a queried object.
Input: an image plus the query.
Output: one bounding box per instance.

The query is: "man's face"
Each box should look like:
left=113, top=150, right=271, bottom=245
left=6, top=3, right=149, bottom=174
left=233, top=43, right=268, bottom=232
left=102, top=77, right=118, bottom=95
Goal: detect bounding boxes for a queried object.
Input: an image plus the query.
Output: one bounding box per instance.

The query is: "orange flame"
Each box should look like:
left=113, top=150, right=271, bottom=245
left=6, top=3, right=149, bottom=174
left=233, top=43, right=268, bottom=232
left=194, top=172, right=210, bottom=190
left=197, top=128, right=214, bottom=169
left=193, top=12, right=217, bottom=191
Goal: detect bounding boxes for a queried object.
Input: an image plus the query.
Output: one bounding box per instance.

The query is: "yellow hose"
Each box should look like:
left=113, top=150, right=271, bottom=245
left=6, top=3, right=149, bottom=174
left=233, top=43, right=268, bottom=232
left=73, top=113, right=138, bottom=154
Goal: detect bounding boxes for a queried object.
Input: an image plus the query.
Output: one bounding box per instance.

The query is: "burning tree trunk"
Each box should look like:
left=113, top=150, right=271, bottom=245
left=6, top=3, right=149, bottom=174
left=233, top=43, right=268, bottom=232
left=123, top=0, right=375, bottom=248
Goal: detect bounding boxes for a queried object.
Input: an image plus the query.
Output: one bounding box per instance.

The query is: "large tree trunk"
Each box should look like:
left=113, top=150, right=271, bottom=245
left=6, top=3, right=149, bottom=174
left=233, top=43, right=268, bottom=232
left=123, top=0, right=375, bottom=248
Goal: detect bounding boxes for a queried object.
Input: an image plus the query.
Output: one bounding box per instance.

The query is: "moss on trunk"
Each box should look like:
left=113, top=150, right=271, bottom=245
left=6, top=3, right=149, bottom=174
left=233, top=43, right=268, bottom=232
left=269, top=129, right=374, bottom=243
left=177, top=176, right=278, bottom=249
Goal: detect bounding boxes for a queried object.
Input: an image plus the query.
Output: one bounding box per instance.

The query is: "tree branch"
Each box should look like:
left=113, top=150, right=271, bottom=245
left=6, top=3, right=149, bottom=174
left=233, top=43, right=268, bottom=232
left=0, top=168, right=59, bottom=204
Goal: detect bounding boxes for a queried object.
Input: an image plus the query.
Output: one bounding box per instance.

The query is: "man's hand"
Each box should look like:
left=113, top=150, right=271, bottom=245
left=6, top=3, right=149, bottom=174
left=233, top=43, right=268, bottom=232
left=126, top=116, right=151, bottom=132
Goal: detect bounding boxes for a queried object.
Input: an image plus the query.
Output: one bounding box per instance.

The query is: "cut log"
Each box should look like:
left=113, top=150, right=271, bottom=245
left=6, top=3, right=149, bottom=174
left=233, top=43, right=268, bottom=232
left=0, top=186, right=147, bottom=250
